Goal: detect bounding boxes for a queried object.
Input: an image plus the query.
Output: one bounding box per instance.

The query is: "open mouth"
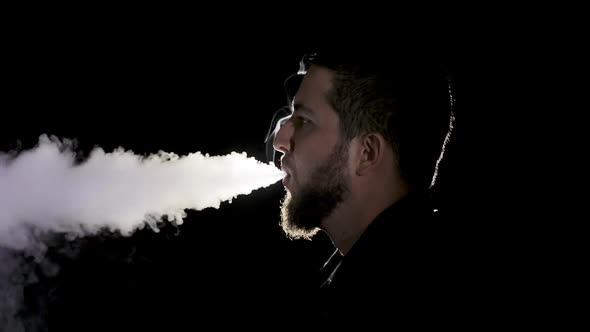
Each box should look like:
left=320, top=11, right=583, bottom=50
left=282, top=173, right=291, bottom=188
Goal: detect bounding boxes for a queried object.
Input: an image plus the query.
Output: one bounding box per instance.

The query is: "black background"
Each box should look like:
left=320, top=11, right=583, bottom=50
left=0, top=14, right=520, bottom=330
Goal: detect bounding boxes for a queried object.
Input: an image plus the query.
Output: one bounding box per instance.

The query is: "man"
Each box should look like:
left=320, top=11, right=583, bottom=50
left=267, top=46, right=474, bottom=326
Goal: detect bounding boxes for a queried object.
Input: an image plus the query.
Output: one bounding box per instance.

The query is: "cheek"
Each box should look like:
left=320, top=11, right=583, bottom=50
left=292, top=133, right=341, bottom=178
left=346, top=139, right=363, bottom=174
left=292, top=154, right=316, bottom=183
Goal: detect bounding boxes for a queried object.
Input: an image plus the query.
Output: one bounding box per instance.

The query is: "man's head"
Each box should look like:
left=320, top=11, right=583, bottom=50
left=272, top=47, right=454, bottom=239
left=273, top=65, right=351, bottom=239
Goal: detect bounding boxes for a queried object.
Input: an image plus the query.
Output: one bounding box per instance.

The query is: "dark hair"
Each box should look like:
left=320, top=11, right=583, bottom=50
left=305, top=47, right=456, bottom=190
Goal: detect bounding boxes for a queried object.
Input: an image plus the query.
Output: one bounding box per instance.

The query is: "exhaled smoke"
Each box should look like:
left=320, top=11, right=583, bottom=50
left=0, top=134, right=285, bottom=250
left=0, top=134, right=284, bottom=331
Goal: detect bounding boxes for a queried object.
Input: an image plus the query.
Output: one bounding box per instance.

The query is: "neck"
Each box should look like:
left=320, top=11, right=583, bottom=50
left=321, top=179, right=410, bottom=255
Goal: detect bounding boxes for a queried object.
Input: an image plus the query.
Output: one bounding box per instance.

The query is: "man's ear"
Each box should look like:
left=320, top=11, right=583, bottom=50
left=356, top=133, right=388, bottom=176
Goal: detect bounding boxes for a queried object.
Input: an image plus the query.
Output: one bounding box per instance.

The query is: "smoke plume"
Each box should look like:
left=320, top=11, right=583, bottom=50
left=0, top=134, right=284, bottom=330
left=0, top=134, right=284, bottom=250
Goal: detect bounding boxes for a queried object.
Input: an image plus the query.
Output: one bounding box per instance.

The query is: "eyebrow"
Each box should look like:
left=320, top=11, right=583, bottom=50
left=293, top=103, right=315, bottom=115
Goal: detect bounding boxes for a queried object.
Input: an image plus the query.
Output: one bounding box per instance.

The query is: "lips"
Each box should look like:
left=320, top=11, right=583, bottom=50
left=282, top=173, right=291, bottom=188
left=280, top=159, right=293, bottom=189
left=280, top=157, right=292, bottom=175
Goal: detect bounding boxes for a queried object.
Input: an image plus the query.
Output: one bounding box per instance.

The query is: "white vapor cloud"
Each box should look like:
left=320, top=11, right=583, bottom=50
left=0, top=134, right=285, bottom=250
left=1, top=134, right=286, bottom=330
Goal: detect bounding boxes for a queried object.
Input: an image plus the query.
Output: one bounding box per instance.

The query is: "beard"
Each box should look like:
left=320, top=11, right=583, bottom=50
left=280, top=140, right=350, bottom=240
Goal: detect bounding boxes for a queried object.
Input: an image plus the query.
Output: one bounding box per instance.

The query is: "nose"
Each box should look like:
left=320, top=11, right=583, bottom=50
left=272, top=116, right=293, bottom=155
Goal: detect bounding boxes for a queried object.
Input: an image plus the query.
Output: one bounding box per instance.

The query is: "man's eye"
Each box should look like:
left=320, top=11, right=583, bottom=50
left=294, top=116, right=310, bottom=125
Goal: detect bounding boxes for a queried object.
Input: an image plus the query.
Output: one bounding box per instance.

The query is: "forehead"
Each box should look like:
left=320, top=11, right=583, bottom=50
left=293, top=65, right=335, bottom=110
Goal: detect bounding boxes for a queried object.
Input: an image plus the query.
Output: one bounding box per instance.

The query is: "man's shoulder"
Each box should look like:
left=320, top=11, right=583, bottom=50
left=325, top=194, right=468, bottom=291
left=351, top=193, right=454, bottom=256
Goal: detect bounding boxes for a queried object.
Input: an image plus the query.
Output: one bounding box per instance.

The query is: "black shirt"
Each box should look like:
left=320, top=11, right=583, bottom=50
left=314, top=192, right=475, bottom=328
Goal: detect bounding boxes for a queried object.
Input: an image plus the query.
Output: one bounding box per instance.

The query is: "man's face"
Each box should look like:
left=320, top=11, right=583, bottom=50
left=273, top=65, right=350, bottom=239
